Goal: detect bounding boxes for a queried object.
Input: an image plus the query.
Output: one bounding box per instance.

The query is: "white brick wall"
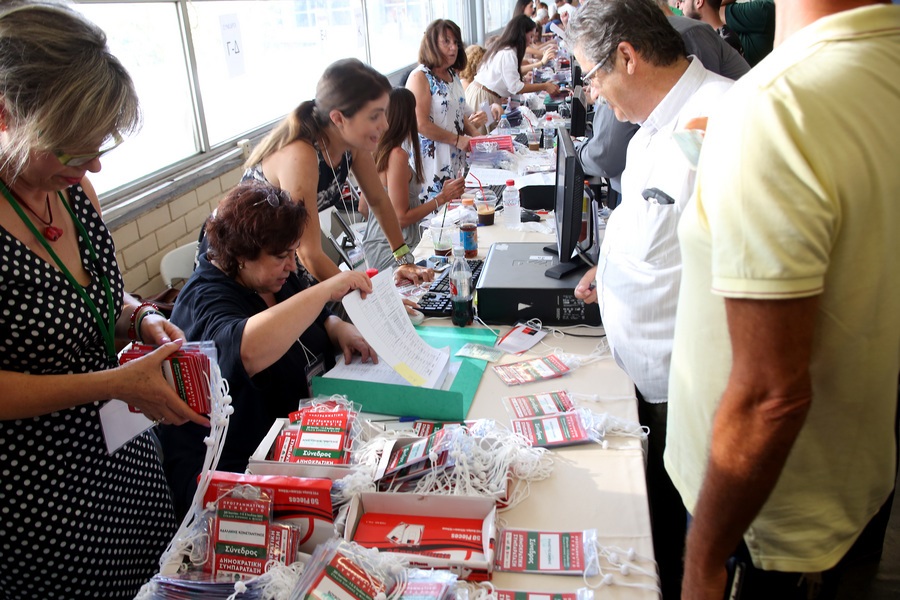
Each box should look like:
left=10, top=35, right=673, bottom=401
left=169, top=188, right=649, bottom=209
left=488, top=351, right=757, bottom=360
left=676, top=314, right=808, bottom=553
left=111, top=167, right=242, bottom=297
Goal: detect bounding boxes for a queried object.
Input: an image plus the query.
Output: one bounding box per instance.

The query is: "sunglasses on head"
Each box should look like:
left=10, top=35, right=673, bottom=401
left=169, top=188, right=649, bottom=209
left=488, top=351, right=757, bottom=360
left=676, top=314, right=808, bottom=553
left=253, top=188, right=287, bottom=208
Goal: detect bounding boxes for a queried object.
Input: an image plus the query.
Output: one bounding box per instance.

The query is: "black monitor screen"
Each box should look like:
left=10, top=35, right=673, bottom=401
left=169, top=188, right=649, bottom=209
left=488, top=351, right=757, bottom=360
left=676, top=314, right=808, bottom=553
left=545, top=127, right=586, bottom=279
left=570, top=85, right=587, bottom=138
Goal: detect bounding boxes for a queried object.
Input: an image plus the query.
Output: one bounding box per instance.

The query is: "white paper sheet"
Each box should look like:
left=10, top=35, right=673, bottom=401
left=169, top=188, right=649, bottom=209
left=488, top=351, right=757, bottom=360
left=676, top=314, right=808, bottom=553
left=466, top=167, right=519, bottom=187
left=325, top=356, right=461, bottom=392
left=99, top=399, right=154, bottom=454
left=342, top=270, right=450, bottom=388
left=324, top=355, right=411, bottom=386
left=479, top=100, right=496, bottom=127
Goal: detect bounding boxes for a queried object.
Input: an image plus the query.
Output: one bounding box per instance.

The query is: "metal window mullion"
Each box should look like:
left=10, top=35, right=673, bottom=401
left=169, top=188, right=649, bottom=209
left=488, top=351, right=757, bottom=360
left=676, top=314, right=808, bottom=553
left=177, top=0, right=210, bottom=153
left=473, top=0, right=486, bottom=46
left=359, top=0, right=372, bottom=66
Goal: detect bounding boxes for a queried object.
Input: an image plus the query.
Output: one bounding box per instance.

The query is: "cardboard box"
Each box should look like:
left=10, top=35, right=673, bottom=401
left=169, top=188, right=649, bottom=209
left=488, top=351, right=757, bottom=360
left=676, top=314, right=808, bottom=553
left=248, top=419, right=358, bottom=480
left=312, top=327, right=497, bottom=421
left=344, top=492, right=497, bottom=581
left=202, top=471, right=335, bottom=554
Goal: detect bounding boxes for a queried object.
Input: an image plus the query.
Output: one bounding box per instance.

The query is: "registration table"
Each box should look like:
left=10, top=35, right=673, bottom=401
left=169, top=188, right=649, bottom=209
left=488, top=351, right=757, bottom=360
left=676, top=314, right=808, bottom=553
left=411, top=220, right=658, bottom=599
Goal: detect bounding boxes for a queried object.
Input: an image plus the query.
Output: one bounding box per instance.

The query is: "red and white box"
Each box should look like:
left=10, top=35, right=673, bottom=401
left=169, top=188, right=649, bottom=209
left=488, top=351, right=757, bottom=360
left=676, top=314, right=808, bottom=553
left=344, top=492, right=497, bottom=581
left=249, top=418, right=359, bottom=481
left=203, top=471, right=335, bottom=553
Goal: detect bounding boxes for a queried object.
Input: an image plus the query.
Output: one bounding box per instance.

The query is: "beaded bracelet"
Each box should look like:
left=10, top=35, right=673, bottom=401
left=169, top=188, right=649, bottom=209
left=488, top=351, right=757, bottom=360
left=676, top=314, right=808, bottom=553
left=128, top=301, right=160, bottom=342
left=136, top=309, right=165, bottom=343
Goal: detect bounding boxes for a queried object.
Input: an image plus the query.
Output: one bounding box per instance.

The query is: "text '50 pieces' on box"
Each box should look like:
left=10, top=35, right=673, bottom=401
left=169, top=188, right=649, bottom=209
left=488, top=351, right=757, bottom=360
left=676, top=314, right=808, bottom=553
left=202, top=471, right=335, bottom=554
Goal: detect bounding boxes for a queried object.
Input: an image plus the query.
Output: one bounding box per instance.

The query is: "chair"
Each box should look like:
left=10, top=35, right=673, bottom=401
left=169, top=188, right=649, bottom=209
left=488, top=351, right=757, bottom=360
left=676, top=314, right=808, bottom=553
left=160, top=241, right=199, bottom=288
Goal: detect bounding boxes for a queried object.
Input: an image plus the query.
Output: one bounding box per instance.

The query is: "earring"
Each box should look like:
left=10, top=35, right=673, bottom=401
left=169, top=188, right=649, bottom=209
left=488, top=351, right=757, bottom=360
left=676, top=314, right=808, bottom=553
left=239, top=262, right=245, bottom=270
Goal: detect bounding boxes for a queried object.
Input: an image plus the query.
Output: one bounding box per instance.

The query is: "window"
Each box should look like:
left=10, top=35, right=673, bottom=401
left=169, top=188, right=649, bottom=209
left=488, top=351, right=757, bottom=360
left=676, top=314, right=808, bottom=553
left=71, top=0, right=480, bottom=204
left=76, top=2, right=197, bottom=195
left=484, top=0, right=511, bottom=35
left=190, top=1, right=364, bottom=145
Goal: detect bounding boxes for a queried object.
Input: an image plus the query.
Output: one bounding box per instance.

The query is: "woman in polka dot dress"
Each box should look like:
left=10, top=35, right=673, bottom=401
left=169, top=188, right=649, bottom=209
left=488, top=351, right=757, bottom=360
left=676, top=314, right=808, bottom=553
left=0, top=3, right=208, bottom=598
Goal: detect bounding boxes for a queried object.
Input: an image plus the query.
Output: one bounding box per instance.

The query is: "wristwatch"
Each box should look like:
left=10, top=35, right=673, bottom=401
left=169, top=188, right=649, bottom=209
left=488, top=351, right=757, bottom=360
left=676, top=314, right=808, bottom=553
left=392, top=243, right=415, bottom=266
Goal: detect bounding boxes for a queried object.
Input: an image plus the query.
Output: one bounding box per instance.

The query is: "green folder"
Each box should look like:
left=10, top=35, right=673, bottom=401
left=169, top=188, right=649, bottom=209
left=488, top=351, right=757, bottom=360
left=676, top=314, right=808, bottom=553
left=312, top=326, right=497, bottom=421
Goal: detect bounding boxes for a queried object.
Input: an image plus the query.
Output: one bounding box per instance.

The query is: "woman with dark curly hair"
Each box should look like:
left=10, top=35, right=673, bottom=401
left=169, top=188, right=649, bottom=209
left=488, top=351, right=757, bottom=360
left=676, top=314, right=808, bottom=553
left=160, top=181, right=375, bottom=518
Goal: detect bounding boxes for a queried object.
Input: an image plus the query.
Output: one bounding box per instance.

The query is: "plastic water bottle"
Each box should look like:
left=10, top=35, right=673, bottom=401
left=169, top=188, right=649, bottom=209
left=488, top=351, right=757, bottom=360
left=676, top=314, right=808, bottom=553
left=502, top=179, right=521, bottom=229
left=458, top=198, right=478, bottom=259
left=542, top=116, right=556, bottom=150
left=449, top=250, right=473, bottom=327
left=497, top=113, right=512, bottom=136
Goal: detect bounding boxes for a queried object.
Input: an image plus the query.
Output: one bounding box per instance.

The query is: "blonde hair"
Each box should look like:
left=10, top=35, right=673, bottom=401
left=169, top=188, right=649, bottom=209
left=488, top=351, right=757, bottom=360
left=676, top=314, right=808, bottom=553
left=0, top=1, right=140, bottom=178
left=460, top=45, right=486, bottom=82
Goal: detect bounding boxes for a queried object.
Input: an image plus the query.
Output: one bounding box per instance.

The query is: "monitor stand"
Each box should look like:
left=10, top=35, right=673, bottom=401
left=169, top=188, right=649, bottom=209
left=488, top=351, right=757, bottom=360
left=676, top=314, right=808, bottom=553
left=543, top=243, right=587, bottom=279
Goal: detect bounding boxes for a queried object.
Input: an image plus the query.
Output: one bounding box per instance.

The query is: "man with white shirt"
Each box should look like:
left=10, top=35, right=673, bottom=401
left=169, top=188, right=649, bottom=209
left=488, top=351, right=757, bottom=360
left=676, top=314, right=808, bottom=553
left=568, top=1, right=732, bottom=596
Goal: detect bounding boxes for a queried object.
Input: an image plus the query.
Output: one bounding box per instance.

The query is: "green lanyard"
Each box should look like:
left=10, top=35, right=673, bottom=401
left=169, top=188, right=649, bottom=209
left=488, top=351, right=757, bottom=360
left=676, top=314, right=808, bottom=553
left=1, top=181, right=117, bottom=361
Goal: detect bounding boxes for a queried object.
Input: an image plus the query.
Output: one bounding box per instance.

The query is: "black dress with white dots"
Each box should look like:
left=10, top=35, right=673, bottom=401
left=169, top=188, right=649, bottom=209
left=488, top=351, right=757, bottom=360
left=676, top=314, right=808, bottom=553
left=0, top=184, right=177, bottom=598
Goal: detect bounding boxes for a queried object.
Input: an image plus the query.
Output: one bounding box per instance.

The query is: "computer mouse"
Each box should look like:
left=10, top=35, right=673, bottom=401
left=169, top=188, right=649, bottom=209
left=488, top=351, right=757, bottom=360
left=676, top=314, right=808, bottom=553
left=408, top=308, right=425, bottom=326
left=521, top=208, right=542, bottom=222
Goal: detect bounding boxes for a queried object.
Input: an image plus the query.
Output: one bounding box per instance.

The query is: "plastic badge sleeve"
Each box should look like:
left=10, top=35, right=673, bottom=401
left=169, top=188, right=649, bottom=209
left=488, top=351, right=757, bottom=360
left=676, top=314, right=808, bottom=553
left=511, top=412, right=591, bottom=448
left=494, top=528, right=600, bottom=575
left=501, top=389, right=577, bottom=419
left=492, top=355, right=570, bottom=386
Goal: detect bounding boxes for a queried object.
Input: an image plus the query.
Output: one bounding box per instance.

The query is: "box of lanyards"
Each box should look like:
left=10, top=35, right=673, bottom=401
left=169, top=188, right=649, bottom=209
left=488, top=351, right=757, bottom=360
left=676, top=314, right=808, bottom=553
left=119, top=341, right=215, bottom=413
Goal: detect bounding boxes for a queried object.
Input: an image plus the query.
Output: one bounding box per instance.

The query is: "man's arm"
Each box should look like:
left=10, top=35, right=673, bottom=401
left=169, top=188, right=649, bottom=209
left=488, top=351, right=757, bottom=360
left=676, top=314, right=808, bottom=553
left=682, top=295, right=818, bottom=600
left=576, top=104, right=638, bottom=181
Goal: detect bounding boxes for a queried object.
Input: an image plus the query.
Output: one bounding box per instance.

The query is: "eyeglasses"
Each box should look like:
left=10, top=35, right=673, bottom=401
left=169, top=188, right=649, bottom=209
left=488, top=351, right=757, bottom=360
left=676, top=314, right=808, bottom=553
left=582, top=51, right=614, bottom=87
left=54, top=132, right=124, bottom=167
left=253, top=189, right=285, bottom=208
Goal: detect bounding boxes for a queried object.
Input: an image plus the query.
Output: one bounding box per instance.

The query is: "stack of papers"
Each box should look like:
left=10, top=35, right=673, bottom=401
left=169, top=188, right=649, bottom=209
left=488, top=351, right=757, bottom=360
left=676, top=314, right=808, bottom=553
left=337, top=270, right=451, bottom=389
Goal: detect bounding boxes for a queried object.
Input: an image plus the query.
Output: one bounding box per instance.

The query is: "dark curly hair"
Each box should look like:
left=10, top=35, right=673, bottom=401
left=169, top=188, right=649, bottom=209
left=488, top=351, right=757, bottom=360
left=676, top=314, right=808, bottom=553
left=206, top=181, right=308, bottom=278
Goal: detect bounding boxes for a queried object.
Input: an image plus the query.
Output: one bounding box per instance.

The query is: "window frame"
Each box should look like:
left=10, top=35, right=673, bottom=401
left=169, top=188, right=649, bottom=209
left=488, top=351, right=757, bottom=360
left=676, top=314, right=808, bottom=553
left=74, top=0, right=482, bottom=226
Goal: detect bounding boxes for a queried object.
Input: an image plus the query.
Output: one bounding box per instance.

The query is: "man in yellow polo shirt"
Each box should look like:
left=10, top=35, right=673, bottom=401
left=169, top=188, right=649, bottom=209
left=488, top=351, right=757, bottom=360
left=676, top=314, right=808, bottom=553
left=665, top=1, right=900, bottom=598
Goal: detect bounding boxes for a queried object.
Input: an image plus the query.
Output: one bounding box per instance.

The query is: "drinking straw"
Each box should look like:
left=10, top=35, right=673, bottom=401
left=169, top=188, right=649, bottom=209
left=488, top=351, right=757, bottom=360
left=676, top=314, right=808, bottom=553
left=469, top=172, right=486, bottom=202
left=437, top=200, right=448, bottom=248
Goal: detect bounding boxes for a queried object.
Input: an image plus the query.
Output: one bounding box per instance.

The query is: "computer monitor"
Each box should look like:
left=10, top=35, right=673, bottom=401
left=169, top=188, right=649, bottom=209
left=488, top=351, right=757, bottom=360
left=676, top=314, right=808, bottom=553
left=569, top=85, right=587, bottom=138
left=545, top=127, right=598, bottom=279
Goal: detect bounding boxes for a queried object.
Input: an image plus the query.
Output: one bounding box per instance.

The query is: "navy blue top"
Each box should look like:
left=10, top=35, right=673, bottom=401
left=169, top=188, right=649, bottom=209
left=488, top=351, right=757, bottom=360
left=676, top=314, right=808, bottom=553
left=158, top=254, right=336, bottom=518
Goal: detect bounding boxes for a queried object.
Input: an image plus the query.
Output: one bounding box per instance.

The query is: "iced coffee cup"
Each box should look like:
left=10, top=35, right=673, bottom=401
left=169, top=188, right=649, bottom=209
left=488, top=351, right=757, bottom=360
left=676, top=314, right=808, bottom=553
left=475, top=199, right=495, bottom=226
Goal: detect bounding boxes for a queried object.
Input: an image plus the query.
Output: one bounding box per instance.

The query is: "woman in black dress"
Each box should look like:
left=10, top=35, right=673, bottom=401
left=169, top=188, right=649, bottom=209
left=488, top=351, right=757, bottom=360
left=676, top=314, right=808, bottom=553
left=0, top=3, right=207, bottom=597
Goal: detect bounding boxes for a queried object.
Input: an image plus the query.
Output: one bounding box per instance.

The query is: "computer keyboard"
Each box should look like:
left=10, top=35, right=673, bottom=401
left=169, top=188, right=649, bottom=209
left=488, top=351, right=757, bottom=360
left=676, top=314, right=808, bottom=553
left=488, top=184, right=507, bottom=202
left=417, top=292, right=454, bottom=317
left=429, top=259, right=483, bottom=293
left=418, top=259, right=484, bottom=317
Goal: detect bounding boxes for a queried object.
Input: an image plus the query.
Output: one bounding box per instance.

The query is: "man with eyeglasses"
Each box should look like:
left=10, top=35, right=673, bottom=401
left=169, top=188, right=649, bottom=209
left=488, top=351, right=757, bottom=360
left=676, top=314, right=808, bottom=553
left=575, top=0, right=748, bottom=209
left=569, top=0, right=732, bottom=597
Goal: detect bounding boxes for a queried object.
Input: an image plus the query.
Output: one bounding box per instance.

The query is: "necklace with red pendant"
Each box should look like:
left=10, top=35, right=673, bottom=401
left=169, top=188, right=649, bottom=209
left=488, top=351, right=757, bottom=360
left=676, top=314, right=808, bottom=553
left=10, top=191, right=63, bottom=241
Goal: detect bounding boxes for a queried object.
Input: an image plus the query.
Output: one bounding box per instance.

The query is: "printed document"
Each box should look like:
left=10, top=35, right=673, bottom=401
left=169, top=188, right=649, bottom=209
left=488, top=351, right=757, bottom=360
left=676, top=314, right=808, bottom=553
left=341, top=270, right=450, bottom=388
